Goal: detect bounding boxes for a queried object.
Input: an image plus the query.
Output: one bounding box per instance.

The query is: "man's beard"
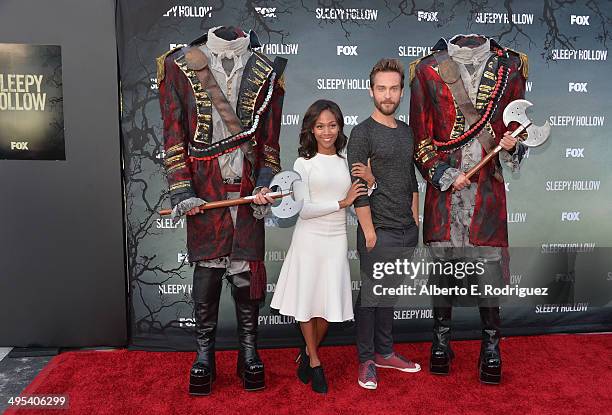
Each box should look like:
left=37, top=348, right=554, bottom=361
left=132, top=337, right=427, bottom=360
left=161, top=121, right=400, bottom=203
left=374, top=98, right=400, bottom=116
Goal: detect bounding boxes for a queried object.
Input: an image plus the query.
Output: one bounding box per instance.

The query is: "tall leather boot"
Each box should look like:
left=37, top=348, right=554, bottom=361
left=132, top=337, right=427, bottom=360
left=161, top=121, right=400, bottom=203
left=189, top=266, right=224, bottom=396
left=430, top=306, right=454, bottom=375
left=429, top=258, right=456, bottom=375
left=475, top=259, right=503, bottom=384
left=228, top=271, right=265, bottom=391
left=478, top=306, right=502, bottom=384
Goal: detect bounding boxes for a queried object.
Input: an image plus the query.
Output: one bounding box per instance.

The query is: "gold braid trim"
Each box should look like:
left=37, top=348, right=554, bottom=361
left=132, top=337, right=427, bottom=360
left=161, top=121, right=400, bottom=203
left=164, top=153, right=184, bottom=167
left=264, top=161, right=282, bottom=174
left=167, top=162, right=187, bottom=174
left=264, top=144, right=279, bottom=155
left=169, top=181, right=192, bottom=192
left=415, top=137, right=437, bottom=165
left=264, top=145, right=281, bottom=173
left=166, top=144, right=185, bottom=157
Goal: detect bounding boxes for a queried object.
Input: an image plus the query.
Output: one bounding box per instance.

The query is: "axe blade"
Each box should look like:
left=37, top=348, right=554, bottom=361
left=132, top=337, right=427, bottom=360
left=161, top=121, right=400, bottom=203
left=503, top=99, right=532, bottom=127
left=269, top=170, right=304, bottom=219
left=503, top=99, right=551, bottom=147
left=524, top=121, right=551, bottom=147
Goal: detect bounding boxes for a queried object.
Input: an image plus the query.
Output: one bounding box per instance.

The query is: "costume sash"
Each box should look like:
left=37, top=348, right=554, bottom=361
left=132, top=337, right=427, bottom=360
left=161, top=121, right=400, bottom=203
left=184, top=47, right=258, bottom=184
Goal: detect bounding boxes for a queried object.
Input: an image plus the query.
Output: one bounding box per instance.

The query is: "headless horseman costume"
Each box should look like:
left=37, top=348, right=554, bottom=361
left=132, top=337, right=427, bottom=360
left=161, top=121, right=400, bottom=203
left=157, top=26, right=287, bottom=395
left=409, top=35, right=529, bottom=384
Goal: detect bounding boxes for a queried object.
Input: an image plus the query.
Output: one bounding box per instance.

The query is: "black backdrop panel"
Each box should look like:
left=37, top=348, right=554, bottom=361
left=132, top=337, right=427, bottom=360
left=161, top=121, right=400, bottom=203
left=0, top=0, right=126, bottom=347
left=117, top=0, right=612, bottom=351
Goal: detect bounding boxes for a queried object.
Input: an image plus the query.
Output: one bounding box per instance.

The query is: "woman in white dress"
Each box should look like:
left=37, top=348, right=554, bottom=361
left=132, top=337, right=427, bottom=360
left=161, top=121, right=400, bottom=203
left=271, top=100, right=375, bottom=393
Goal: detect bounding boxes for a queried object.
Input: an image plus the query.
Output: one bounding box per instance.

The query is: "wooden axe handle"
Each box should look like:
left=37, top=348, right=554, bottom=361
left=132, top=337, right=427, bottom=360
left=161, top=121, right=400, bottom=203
left=465, top=144, right=502, bottom=180
left=158, top=192, right=288, bottom=216
left=464, top=125, right=527, bottom=180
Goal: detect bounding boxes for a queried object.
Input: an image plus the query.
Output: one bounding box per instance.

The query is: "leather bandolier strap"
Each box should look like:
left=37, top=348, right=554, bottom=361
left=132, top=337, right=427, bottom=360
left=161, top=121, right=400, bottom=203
left=184, top=47, right=257, bottom=185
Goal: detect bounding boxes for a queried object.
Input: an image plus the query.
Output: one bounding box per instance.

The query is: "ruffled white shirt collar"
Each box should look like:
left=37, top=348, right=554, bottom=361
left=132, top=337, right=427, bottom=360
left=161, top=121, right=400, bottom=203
left=447, top=34, right=491, bottom=65
left=203, top=26, right=251, bottom=80
left=206, top=26, right=250, bottom=59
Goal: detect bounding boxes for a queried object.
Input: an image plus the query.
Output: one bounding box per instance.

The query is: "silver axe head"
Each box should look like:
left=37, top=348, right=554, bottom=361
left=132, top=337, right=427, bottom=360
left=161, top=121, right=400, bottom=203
left=502, top=99, right=551, bottom=147
left=269, top=170, right=304, bottom=219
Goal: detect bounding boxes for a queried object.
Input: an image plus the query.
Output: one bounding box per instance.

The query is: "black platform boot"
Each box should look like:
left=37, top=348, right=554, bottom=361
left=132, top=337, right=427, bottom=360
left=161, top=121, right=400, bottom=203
left=189, top=266, right=224, bottom=396
left=429, top=258, right=456, bottom=375
left=229, top=272, right=265, bottom=391
left=430, top=306, right=454, bottom=375
left=478, top=306, right=502, bottom=384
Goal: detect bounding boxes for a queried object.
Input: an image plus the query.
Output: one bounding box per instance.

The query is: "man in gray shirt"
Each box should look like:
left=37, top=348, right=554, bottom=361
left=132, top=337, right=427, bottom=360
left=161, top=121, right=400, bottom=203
left=347, top=58, right=421, bottom=390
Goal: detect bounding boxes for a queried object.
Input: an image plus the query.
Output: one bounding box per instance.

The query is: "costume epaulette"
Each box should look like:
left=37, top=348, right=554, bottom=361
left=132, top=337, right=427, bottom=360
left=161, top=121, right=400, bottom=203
left=408, top=53, right=434, bottom=84
left=156, top=46, right=183, bottom=87
left=507, top=48, right=529, bottom=79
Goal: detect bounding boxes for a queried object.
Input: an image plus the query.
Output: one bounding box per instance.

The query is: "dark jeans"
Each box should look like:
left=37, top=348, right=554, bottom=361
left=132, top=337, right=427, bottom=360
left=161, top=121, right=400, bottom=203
left=355, top=223, right=418, bottom=363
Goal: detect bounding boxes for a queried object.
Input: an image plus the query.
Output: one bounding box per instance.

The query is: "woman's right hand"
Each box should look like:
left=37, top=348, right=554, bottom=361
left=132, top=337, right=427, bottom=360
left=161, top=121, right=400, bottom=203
left=351, top=160, right=375, bottom=188
left=339, top=180, right=368, bottom=208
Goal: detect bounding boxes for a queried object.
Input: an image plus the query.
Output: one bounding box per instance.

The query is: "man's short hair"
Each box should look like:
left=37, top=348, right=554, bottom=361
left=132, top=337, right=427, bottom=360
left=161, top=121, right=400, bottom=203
left=369, top=58, right=405, bottom=89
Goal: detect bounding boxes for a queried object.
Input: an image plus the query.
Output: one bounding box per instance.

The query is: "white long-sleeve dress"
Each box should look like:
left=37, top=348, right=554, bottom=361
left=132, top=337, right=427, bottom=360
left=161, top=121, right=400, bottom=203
left=270, top=153, right=354, bottom=322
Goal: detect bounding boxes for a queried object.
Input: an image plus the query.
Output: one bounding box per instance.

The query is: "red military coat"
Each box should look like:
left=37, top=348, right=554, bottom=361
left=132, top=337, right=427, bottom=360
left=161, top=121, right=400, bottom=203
left=410, top=39, right=528, bottom=247
left=157, top=36, right=285, bottom=263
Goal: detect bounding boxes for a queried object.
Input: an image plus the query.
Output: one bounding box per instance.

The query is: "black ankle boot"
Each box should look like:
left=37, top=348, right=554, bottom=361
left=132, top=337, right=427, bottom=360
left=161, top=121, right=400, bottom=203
left=297, top=346, right=312, bottom=384
left=230, top=272, right=265, bottom=392
left=189, top=267, right=224, bottom=396
left=311, top=366, right=328, bottom=394
left=478, top=306, right=502, bottom=384
left=430, top=306, right=454, bottom=375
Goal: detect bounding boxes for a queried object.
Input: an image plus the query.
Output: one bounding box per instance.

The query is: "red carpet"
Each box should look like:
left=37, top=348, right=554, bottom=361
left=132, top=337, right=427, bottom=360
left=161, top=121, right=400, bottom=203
left=6, top=334, right=612, bottom=415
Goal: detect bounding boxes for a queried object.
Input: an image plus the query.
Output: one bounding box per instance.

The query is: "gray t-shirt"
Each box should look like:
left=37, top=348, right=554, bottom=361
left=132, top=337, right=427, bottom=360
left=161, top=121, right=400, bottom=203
left=347, top=116, right=418, bottom=229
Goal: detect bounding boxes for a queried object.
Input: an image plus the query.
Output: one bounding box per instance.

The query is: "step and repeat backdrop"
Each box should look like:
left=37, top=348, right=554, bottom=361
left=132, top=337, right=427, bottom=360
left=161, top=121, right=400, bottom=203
left=117, top=0, right=612, bottom=350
